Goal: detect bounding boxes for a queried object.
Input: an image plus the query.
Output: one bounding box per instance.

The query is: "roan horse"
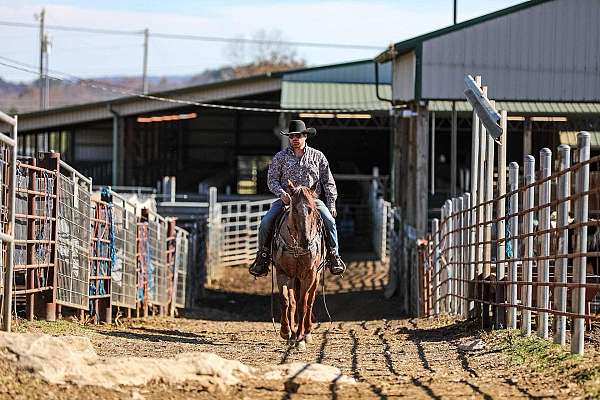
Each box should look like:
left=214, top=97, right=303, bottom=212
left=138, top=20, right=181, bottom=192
left=272, top=180, right=324, bottom=351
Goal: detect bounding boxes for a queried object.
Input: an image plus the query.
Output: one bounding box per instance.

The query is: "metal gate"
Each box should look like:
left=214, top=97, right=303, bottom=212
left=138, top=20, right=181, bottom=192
left=0, top=111, right=17, bottom=331
left=55, top=160, right=92, bottom=310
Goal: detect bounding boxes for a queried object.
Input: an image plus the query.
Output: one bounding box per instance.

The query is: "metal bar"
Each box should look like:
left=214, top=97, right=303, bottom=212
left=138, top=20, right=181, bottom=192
left=477, top=87, right=488, bottom=276
left=468, top=77, right=480, bottom=315
left=554, top=144, right=570, bottom=346
left=2, top=117, right=17, bottom=332
left=522, top=155, right=535, bottom=337
left=496, top=109, right=507, bottom=328
left=0, top=133, right=16, bottom=148
left=0, top=110, right=16, bottom=126
left=484, top=113, right=495, bottom=278
left=431, top=112, right=436, bottom=195
left=537, top=148, right=551, bottom=339
left=572, top=131, right=590, bottom=355
left=462, top=193, right=470, bottom=318
left=432, top=218, right=440, bottom=315
left=446, top=199, right=454, bottom=313
left=507, top=162, right=519, bottom=329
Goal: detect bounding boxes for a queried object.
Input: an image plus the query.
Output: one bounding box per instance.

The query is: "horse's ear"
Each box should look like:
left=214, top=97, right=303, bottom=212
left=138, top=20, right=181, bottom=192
left=310, top=182, right=318, bottom=196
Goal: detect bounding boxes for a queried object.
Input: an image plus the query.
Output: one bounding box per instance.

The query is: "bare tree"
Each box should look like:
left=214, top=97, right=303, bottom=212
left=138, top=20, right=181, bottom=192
left=224, top=29, right=305, bottom=77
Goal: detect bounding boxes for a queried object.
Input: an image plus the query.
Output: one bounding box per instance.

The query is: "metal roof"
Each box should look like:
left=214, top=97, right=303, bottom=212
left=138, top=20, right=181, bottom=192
left=280, top=81, right=391, bottom=111
left=375, top=0, right=555, bottom=62
left=283, top=60, right=391, bottom=84
left=560, top=131, right=600, bottom=149
left=428, top=100, right=600, bottom=115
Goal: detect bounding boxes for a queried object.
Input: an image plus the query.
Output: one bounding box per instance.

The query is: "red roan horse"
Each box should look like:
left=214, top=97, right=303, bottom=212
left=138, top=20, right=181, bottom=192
left=272, top=180, right=324, bottom=351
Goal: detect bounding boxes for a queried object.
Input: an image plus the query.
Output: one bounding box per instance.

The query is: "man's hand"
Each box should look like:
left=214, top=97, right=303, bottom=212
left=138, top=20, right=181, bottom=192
left=330, top=208, right=337, bottom=218
left=280, top=193, right=291, bottom=205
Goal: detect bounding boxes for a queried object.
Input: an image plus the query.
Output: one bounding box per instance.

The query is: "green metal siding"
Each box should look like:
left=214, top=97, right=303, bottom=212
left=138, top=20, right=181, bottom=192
left=281, top=81, right=391, bottom=111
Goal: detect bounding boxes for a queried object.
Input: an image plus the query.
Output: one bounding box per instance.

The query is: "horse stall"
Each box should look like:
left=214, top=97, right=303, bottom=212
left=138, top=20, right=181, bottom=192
left=89, top=188, right=137, bottom=323
left=136, top=208, right=168, bottom=317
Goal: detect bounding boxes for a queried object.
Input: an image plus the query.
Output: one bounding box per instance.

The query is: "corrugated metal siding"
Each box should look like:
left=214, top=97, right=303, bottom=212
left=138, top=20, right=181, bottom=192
left=280, top=81, right=391, bottom=110
left=392, top=51, right=416, bottom=101
left=429, top=100, right=600, bottom=114
left=284, top=61, right=392, bottom=84
left=420, top=0, right=600, bottom=101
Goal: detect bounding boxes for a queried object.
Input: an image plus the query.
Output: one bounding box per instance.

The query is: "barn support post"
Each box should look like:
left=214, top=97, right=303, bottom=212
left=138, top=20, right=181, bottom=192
left=522, top=155, right=536, bottom=337
left=537, top=148, right=552, bottom=339
left=572, top=131, right=590, bottom=355
left=554, top=144, right=571, bottom=346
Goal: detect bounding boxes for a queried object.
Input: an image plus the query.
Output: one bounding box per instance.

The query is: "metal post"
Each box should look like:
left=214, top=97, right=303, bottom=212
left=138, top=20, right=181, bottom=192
left=538, top=148, right=551, bottom=339
left=484, top=103, right=495, bottom=279
left=1, top=116, right=17, bottom=332
left=433, top=218, right=440, bottom=315
left=522, top=155, right=535, bottom=336
left=451, top=103, right=458, bottom=196
left=446, top=199, right=454, bottom=313
left=208, top=186, right=218, bottom=283
left=496, top=110, right=507, bottom=328
left=469, top=76, right=481, bottom=316
left=463, top=193, right=471, bottom=318
left=455, top=197, right=463, bottom=315
left=572, top=131, right=590, bottom=355
left=38, top=8, right=45, bottom=110
left=555, top=144, right=570, bottom=346
left=477, top=86, right=488, bottom=276
left=507, top=162, right=519, bottom=329
left=142, top=28, right=149, bottom=94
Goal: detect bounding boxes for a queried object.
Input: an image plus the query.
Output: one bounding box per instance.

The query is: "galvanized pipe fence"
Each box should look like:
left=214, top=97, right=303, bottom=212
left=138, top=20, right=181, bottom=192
left=0, top=145, right=191, bottom=331
left=421, top=76, right=600, bottom=355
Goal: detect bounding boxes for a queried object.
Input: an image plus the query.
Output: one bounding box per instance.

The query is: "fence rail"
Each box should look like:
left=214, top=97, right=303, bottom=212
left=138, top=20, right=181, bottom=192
left=421, top=76, right=600, bottom=355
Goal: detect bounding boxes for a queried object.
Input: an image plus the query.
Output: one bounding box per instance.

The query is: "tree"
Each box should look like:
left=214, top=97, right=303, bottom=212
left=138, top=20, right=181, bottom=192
left=225, top=29, right=305, bottom=78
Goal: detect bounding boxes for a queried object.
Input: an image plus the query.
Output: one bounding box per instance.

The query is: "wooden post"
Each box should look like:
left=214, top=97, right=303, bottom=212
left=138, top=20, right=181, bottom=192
left=431, top=112, right=436, bottom=195
left=555, top=144, right=570, bottom=346
left=507, top=162, right=519, bottom=329
left=522, top=155, right=535, bottom=336
left=538, top=148, right=551, bottom=339
left=572, top=131, right=590, bottom=355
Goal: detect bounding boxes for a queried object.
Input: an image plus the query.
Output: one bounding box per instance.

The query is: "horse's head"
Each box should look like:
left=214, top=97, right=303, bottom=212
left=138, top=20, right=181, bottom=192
left=287, top=179, right=318, bottom=246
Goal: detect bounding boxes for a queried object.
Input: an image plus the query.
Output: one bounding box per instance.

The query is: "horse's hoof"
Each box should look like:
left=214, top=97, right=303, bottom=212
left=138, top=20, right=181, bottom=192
left=305, top=334, right=314, bottom=344
left=296, top=340, right=306, bottom=352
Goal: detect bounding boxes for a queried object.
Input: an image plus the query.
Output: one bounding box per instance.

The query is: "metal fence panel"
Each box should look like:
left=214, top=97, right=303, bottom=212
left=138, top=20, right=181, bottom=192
left=174, top=227, right=189, bottom=308
left=56, top=170, right=91, bottom=310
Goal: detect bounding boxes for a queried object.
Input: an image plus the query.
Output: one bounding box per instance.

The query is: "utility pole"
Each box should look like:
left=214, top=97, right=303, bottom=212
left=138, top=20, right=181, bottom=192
left=43, top=33, right=51, bottom=109
left=142, top=28, right=149, bottom=94
left=36, top=8, right=45, bottom=110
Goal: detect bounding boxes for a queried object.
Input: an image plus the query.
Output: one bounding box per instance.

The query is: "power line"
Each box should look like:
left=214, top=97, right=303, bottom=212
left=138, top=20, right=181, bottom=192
left=0, top=20, right=382, bottom=50
left=0, top=56, right=393, bottom=113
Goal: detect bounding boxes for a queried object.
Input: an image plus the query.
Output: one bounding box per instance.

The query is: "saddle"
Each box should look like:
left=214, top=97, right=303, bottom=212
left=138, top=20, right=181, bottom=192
left=271, top=208, right=327, bottom=263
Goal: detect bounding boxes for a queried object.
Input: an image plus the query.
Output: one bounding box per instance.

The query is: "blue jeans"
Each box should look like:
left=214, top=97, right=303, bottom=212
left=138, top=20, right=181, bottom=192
left=258, top=199, right=339, bottom=255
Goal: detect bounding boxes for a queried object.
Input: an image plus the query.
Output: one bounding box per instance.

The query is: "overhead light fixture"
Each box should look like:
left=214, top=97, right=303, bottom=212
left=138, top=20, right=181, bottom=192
left=531, top=116, right=568, bottom=122
left=298, top=113, right=335, bottom=119
left=507, top=116, right=525, bottom=121
left=137, top=112, right=197, bottom=123
left=336, top=113, right=371, bottom=119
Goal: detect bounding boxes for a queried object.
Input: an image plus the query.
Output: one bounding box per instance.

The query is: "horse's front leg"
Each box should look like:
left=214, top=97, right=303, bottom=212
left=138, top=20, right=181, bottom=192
left=277, top=272, right=293, bottom=343
left=303, top=273, right=319, bottom=344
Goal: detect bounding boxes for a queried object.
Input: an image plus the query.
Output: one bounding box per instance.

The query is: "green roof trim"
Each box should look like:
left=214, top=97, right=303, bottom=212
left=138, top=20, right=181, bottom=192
left=281, top=81, right=391, bottom=111
left=428, top=100, right=600, bottom=115
left=560, top=131, right=600, bottom=149
left=376, top=0, right=555, bottom=61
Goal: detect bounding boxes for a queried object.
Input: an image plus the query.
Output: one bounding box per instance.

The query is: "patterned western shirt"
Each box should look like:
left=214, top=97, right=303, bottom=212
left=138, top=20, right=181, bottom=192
left=268, top=145, right=338, bottom=209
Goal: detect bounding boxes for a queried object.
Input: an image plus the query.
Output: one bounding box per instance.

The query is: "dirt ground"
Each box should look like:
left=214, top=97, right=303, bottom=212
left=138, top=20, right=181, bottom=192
left=1, top=257, right=600, bottom=399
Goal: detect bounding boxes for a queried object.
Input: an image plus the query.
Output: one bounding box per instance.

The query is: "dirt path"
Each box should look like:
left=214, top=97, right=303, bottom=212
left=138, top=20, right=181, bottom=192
left=1, top=258, right=598, bottom=399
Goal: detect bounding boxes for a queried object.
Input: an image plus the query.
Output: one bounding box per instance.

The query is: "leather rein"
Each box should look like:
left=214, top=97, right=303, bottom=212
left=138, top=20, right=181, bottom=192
left=274, top=206, right=323, bottom=258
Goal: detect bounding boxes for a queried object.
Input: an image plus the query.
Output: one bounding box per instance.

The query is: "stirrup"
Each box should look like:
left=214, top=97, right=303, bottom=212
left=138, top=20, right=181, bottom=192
left=249, top=249, right=271, bottom=277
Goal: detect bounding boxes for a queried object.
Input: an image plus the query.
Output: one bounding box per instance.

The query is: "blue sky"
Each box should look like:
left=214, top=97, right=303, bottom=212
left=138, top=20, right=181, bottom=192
left=0, top=0, right=524, bottom=82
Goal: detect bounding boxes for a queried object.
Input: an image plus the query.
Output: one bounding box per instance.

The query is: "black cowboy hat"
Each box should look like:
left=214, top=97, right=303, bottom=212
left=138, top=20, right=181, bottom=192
left=280, top=120, right=317, bottom=138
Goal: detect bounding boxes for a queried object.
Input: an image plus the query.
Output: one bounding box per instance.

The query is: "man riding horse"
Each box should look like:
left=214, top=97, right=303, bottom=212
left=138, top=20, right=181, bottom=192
left=249, top=120, right=346, bottom=277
